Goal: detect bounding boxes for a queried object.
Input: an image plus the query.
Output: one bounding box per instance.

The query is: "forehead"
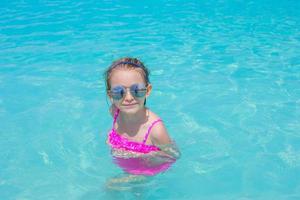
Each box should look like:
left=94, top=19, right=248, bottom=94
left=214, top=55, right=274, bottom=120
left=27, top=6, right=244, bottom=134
left=110, top=68, right=145, bottom=87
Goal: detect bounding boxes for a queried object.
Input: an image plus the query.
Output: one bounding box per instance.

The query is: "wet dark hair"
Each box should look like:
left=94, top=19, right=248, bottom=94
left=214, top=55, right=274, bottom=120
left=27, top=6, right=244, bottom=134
left=104, top=57, right=150, bottom=92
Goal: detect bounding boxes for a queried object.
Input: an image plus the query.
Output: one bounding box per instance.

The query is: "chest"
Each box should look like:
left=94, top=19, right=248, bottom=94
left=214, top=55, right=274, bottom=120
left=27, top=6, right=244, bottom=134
left=115, top=123, right=151, bottom=143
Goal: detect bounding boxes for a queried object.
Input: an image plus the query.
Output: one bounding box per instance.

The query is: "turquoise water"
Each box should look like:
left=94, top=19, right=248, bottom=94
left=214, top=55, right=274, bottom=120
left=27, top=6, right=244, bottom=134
left=1, top=0, right=300, bottom=199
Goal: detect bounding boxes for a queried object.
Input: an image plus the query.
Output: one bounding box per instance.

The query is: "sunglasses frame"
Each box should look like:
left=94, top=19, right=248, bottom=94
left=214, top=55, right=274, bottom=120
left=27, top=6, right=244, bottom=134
left=108, top=83, right=148, bottom=101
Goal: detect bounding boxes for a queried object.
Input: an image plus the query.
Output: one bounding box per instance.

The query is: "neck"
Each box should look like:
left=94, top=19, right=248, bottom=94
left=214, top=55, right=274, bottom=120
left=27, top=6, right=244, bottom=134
left=119, top=107, right=147, bottom=125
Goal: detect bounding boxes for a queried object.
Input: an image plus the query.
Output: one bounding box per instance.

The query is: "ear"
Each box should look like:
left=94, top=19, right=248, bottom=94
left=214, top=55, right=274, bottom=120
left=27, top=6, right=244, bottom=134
left=146, top=84, right=152, bottom=97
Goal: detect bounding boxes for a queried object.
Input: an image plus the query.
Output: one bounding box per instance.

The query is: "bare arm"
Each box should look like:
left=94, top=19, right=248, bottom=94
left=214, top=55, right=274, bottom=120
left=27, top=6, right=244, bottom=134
left=150, top=122, right=172, bottom=145
left=150, top=122, right=180, bottom=159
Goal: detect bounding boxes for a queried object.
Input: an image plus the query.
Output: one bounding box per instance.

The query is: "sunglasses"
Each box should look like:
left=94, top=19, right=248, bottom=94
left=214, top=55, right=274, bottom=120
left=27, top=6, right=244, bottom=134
left=109, top=84, right=147, bottom=100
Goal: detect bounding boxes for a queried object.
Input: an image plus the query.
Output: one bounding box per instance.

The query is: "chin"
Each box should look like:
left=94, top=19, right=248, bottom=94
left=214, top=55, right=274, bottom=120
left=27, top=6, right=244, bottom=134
left=120, top=105, right=141, bottom=114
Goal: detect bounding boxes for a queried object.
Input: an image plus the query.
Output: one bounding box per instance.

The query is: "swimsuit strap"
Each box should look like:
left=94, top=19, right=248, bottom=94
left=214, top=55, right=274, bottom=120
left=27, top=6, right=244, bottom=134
left=142, top=119, right=162, bottom=144
left=112, top=108, right=120, bottom=128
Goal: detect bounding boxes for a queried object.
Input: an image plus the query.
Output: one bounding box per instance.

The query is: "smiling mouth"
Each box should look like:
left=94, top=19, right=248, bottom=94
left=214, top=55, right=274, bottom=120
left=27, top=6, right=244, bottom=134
left=123, top=103, right=137, bottom=106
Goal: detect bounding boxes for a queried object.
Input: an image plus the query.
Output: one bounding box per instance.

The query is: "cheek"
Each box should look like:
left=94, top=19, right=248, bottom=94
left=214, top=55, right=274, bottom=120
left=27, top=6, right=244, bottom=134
left=138, top=97, right=147, bottom=105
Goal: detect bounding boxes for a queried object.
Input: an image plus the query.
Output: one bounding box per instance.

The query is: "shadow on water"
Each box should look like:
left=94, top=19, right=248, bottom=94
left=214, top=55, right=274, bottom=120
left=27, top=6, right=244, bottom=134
left=103, top=173, right=155, bottom=199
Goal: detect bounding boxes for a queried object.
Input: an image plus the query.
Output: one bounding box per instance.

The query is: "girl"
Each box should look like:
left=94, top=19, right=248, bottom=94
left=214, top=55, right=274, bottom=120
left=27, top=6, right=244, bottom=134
left=104, top=57, right=179, bottom=176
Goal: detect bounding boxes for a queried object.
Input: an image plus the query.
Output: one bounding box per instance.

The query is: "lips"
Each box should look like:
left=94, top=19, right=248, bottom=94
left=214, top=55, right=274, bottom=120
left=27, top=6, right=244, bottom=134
left=122, top=103, right=138, bottom=107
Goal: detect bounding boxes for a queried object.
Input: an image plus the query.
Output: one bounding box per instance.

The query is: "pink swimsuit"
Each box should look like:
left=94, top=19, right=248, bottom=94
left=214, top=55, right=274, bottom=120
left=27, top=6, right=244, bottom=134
left=108, top=109, right=161, bottom=154
left=108, top=109, right=175, bottom=176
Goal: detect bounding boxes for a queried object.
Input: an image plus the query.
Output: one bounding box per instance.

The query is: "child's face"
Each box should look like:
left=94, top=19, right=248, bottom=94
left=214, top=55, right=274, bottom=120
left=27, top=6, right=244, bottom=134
left=108, top=68, right=151, bottom=114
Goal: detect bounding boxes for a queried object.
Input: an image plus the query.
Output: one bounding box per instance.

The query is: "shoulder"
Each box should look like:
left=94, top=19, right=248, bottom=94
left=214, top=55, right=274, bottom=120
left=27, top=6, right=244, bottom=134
left=147, top=110, right=171, bottom=145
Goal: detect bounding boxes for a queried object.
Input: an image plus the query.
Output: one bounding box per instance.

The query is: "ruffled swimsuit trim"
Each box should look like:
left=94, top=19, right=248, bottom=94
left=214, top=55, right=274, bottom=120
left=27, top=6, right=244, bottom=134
left=108, top=109, right=161, bottom=154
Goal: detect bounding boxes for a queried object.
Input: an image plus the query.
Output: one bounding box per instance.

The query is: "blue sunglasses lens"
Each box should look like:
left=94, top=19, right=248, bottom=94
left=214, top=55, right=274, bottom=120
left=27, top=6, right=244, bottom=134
left=130, top=84, right=147, bottom=97
left=110, top=86, right=124, bottom=100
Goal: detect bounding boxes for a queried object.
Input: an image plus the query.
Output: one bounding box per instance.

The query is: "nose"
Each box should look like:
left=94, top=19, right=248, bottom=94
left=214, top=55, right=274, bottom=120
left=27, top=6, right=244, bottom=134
left=123, top=88, right=134, bottom=102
